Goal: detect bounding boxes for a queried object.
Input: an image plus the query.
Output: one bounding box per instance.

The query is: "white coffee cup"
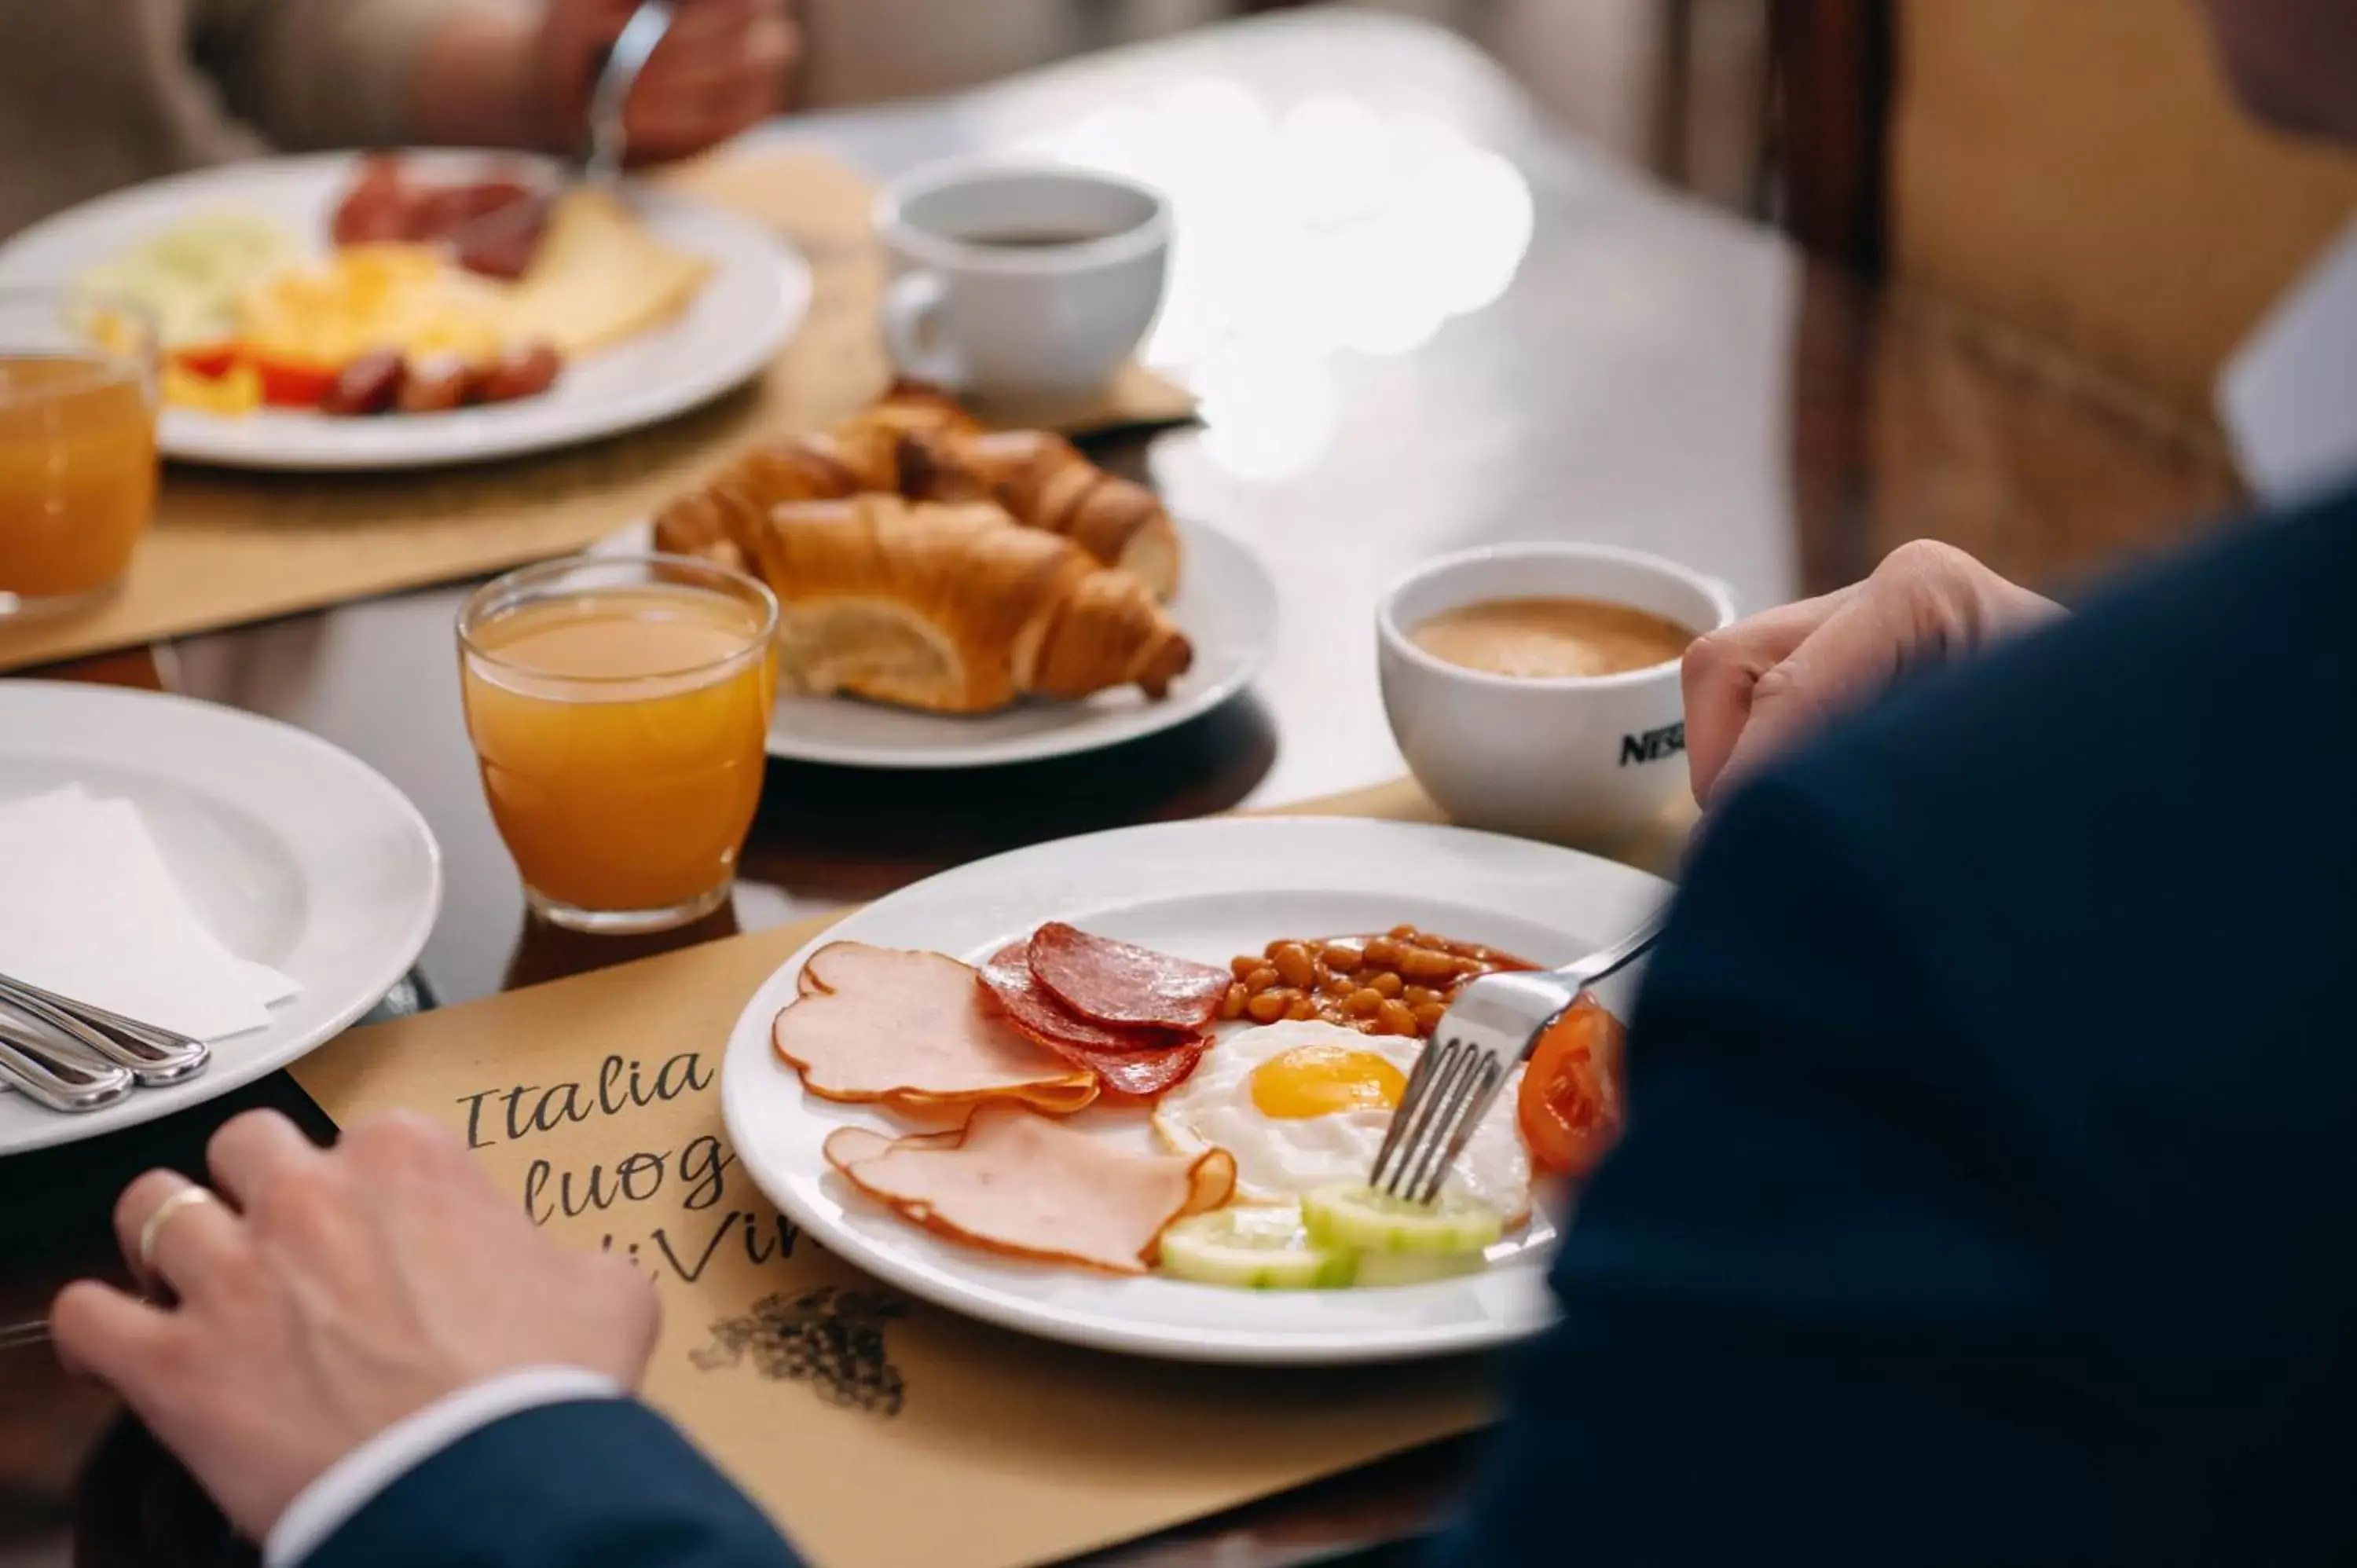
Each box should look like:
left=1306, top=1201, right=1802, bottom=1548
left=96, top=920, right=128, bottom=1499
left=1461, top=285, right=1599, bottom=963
left=1377, top=544, right=1738, bottom=848
left=873, top=158, right=1172, bottom=400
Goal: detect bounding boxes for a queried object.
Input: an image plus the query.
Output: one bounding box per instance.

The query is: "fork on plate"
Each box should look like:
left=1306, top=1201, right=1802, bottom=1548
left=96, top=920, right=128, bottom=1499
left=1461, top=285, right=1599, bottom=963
left=1368, top=908, right=1667, bottom=1205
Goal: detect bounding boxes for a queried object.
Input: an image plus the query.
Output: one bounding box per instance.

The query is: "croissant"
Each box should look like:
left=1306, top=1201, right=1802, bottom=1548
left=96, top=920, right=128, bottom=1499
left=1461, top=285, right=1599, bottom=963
left=652, top=420, right=903, bottom=573
left=896, top=427, right=1182, bottom=600
left=654, top=381, right=1181, bottom=599
left=738, top=494, right=1192, bottom=713
left=849, top=378, right=981, bottom=442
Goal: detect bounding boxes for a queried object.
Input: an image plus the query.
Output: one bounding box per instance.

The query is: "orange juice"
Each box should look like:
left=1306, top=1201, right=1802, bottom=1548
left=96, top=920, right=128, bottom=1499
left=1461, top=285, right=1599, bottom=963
left=0, top=354, right=157, bottom=602
left=460, top=575, right=776, bottom=929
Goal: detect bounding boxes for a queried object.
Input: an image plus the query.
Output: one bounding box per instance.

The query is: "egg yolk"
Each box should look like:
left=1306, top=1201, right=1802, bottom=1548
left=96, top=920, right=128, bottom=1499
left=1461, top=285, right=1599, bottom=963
left=1248, top=1045, right=1408, bottom=1119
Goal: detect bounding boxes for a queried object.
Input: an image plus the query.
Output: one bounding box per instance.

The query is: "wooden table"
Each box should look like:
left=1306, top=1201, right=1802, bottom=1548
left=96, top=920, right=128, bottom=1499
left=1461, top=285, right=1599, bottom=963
left=0, top=10, right=2242, bottom=1566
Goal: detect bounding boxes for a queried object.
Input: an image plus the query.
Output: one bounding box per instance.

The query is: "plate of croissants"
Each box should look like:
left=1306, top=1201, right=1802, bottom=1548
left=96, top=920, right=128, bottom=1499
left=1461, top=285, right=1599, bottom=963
left=645, top=383, right=1276, bottom=768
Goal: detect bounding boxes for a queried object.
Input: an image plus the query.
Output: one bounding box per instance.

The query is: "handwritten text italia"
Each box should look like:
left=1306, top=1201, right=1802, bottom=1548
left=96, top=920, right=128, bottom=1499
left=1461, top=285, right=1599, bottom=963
left=458, top=1050, right=801, bottom=1288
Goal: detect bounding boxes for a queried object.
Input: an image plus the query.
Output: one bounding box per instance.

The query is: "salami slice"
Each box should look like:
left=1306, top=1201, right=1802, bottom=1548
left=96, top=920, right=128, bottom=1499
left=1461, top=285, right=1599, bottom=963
left=976, top=943, right=1208, bottom=1097
left=1026, top=922, right=1232, bottom=1031
left=1006, top=1016, right=1208, bottom=1098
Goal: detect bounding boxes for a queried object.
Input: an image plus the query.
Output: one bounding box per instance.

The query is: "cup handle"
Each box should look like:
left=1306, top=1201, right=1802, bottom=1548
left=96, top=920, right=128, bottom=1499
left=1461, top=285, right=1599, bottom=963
left=881, top=271, right=966, bottom=387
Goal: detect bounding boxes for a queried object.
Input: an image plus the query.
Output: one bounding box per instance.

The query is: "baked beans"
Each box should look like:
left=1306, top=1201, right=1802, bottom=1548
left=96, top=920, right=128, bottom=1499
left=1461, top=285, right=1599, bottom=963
left=1218, top=925, right=1534, bottom=1038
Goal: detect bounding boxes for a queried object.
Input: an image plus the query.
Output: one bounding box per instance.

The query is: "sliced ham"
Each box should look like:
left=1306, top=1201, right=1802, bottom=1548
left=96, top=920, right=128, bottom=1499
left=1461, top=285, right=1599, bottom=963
left=797, top=953, right=832, bottom=998
left=823, top=1104, right=1237, bottom=1273
left=774, top=942, right=1096, bottom=1115
left=976, top=943, right=1207, bottom=1097
left=1026, top=921, right=1232, bottom=1031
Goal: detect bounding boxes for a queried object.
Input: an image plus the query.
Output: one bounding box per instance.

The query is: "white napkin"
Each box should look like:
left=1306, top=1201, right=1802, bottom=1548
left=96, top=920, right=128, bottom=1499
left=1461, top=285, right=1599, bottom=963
left=0, top=786, right=300, bottom=1042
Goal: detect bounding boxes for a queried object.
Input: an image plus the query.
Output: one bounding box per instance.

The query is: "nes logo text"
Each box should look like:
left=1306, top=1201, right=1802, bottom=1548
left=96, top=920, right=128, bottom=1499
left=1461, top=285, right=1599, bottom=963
left=1619, top=721, right=1685, bottom=767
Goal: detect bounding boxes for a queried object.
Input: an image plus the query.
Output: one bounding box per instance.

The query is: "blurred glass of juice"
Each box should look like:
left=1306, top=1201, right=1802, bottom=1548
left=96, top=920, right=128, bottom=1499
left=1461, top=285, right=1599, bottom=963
left=0, top=290, right=159, bottom=617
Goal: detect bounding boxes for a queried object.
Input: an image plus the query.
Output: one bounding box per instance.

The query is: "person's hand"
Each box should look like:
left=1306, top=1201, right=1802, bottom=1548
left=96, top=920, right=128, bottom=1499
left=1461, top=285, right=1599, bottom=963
left=540, top=0, right=801, bottom=163
left=49, top=1109, right=658, bottom=1543
left=1682, top=540, right=2060, bottom=807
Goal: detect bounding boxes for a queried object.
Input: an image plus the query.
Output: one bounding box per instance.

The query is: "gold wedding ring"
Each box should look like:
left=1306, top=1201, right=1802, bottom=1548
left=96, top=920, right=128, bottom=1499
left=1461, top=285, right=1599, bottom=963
left=136, top=1185, right=217, bottom=1279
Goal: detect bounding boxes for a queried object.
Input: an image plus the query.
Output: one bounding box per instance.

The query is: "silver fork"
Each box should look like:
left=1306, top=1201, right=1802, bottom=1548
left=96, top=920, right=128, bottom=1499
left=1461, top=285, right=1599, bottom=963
left=0, top=1007, right=132, bottom=1113
left=1369, top=907, right=1669, bottom=1205
left=582, top=0, right=676, bottom=188
left=0, top=970, right=209, bottom=1086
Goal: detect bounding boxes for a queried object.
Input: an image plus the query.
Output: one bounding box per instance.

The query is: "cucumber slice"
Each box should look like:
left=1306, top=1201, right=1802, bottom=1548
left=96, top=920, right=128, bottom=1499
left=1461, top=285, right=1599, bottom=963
left=1159, top=1205, right=1358, bottom=1290
left=1300, top=1183, right=1505, bottom=1255
left=1353, top=1249, right=1490, bottom=1287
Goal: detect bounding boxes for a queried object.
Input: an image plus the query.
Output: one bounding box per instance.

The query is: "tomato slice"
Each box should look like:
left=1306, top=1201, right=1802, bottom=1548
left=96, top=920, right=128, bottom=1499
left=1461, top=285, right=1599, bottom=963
left=167, top=345, right=336, bottom=409
left=170, top=343, right=241, bottom=379
left=248, top=356, right=338, bottom=409
left=1516, top=994, right=1626, bottom=1178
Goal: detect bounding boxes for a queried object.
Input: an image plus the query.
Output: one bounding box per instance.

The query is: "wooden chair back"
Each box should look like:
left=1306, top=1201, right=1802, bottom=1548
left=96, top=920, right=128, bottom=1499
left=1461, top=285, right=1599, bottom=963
left=1772, top=0, right=2357, bottom=418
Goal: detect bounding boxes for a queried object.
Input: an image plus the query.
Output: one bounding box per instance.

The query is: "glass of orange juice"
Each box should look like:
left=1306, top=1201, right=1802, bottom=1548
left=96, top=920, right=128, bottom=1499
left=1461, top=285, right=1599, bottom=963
left=457, top=553, right=779, bottom=934
left=0, top=288, right=159, bottom=619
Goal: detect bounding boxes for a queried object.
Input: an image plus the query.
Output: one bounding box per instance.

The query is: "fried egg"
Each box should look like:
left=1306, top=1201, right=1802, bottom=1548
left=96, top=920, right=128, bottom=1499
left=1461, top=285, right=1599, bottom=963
left=1151, top=1020, right=1530, bottom=1225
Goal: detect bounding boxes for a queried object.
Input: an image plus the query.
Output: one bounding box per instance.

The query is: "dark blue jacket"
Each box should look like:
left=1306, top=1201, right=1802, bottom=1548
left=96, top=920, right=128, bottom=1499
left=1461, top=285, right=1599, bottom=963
left=305, top=1398, right=797, bottom=1567
left=1441, top=479, right=2357, bottom=1565
left=314, top=482, right=2357, bottom=1566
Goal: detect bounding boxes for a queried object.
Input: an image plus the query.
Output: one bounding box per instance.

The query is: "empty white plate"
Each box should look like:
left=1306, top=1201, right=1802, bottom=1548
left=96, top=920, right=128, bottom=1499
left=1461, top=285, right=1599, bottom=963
left=722, top=815, right=1670, bottom=1364
left=0, top=683, right=441, bottom=1155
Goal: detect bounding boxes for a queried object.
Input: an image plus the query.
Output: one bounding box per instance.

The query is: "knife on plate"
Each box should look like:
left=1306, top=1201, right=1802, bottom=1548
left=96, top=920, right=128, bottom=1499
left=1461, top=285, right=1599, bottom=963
left=0, top=972, right=210, bottom=1086
left=0, top=1001, right=134, bottom=1114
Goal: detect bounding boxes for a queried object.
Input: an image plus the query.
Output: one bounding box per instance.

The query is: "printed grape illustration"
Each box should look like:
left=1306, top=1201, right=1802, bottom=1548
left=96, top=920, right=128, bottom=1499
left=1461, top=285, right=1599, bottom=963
left=695, top=1285, right=909, bottom=1416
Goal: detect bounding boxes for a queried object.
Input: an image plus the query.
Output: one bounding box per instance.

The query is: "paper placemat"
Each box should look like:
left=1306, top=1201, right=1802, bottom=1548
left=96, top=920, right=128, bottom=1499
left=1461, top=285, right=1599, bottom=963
left=288, top=782, right=1570, bottom=1568
left=0, top=148, right=1195, bottom=676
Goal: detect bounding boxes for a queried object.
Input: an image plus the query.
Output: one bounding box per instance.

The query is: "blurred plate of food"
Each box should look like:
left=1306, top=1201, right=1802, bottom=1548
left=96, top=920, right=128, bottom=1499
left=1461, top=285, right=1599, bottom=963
left=614, top=382, right=1277, bottom=768
left=721, top=815, right=1667, bottom=1364
left=0, top=149, right=808, bottom=470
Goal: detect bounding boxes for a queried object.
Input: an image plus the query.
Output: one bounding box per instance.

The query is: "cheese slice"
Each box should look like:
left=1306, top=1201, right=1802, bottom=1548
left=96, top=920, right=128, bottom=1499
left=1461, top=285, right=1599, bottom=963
left=489, top=189, right=712, bottom=355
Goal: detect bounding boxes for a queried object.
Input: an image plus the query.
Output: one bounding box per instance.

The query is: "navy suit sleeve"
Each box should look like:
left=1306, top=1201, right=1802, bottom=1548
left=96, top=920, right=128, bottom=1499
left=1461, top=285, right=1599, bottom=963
left=304, top=1398, right=802, bottom=1568
left=1435, top=768, right=2191, bottom=1567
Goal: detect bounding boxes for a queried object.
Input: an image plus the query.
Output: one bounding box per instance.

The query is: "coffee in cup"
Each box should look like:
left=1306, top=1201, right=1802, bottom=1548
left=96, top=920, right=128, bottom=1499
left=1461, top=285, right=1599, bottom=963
left=873, top=159, right=1171, bottom=401
left=1377, top=544, right=1736, bottom=848
left=1406, top=597, right=1695, bottom=681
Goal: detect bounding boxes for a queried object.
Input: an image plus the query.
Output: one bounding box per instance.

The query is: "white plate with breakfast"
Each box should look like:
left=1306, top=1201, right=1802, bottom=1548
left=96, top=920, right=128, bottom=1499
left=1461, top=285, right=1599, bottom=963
left=0, top=149, right=808, bottom=470
left=643, top=383, right=1277, bottom=768
left=0, top=683, right=441, bottom=1155
left=722, top=815, right=1669, bottom=1364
